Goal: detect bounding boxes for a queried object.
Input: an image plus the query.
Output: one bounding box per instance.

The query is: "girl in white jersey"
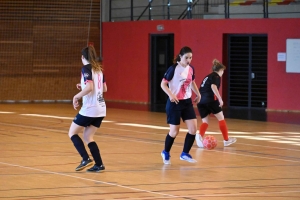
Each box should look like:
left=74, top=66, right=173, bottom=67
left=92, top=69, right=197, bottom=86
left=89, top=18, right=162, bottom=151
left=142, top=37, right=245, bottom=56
left=68, top=46, right=107, bottom=172
left=160, top=46, right=201, bottom=164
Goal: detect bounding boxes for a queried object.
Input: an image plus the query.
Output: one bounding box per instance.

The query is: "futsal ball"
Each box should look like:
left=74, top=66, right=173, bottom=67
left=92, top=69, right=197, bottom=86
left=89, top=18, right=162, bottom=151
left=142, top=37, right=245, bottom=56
left=203, top=135, right=217, bottom=150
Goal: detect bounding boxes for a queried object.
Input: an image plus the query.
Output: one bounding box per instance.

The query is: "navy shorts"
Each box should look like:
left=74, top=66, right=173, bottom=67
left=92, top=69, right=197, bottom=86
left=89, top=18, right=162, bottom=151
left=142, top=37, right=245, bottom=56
left=166, top=98, right=196, bottom=125
left=73, top=113, right=104, bottom=128
left=197, top=100, right=222, bottom=118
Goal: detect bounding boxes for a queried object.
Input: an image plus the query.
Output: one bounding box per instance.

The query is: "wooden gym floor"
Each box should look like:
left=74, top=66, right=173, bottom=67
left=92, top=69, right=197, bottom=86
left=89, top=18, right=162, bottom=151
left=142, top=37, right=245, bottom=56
left=0, top=104, right=299, bottom=200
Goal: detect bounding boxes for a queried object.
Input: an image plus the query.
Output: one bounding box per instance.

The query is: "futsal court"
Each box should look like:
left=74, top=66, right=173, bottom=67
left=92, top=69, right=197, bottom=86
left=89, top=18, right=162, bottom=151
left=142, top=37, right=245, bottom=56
left=1, top=103, right=299, bottom=200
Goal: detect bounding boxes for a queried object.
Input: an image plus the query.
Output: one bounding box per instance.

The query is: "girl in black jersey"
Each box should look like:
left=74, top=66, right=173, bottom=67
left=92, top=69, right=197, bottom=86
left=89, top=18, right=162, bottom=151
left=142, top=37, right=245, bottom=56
left=196, top=59, right=236, bottom=147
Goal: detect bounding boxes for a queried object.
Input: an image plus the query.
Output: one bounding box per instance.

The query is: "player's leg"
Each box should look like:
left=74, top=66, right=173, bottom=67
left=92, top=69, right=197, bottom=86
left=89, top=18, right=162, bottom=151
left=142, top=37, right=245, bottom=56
left=162, top=124, right=180, bottom=165
left=69, top=114, right=92, bottom=171
left=196, top=104, right=210, bottom=148
left=212, top=106, right=237, bottom=146
left=161, top=100, right=181, bottom=165
left=180, top=100, right=197, bottom=163
left=83, top=117, right=105, bottom=172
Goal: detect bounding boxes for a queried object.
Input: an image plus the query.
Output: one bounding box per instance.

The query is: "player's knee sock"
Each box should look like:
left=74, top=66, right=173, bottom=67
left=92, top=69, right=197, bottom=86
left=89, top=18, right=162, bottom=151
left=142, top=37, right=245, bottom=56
left=219, top=120, right=229, bottom=141
left=199, top=123, right=208, bottom=138
left=164, top=133, right=175, bottom=152
left=70, top=134, right=89, bottom=160
left=183, top=132, right=195, bottom=153
left=88, top=141, right=103, bottom=166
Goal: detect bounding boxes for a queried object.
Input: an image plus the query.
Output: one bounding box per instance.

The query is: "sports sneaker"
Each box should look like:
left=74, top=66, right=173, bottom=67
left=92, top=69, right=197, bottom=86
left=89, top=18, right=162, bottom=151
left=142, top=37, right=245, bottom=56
left=180, top=152, right=197, bottom=163
left=223, top=137, right=237, bottom=147
left=86, top=164, right=105, bottom=173
left=195, top=133, right=204, bottom=148
left=161, top=150, right=171, bottom=165
left=75, top=158, right=93, bottom=171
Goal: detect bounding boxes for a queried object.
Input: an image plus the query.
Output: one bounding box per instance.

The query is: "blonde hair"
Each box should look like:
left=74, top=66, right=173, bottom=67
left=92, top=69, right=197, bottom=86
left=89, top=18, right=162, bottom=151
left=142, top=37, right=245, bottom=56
left=82, top=46, right=103, bottom=72
left=212, top=59, right=226, bottom=72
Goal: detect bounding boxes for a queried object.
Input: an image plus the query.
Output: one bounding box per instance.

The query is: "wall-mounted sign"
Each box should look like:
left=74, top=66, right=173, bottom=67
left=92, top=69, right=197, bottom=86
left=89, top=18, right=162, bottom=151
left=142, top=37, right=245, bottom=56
left=157, top=25, right=164, bottom=31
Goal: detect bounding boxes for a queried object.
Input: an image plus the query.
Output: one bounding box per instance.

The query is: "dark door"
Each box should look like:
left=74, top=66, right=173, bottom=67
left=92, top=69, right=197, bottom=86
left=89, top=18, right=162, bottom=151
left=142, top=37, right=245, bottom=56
left=228, top=35, right=268, bottom=109
left=150, top=34, right=174, bottom=112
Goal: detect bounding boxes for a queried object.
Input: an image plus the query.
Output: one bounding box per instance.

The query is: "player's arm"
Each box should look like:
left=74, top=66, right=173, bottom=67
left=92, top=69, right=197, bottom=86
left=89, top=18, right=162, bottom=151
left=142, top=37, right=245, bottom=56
left=103, top=83, right=107, bottom=92
left=75, top=81, right=93, bottom=99
left=73, top=82, right=93, bottom=110
left=211, top=84, right=223, bottom=107
left=191, top=81, right=201, bottom=103
left=161, top=80, right=179, bottom=104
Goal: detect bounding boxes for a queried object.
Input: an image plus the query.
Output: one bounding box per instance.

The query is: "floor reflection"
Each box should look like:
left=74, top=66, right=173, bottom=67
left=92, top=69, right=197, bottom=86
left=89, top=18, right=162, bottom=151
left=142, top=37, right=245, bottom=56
left=106, top=102, right=300, bottom=125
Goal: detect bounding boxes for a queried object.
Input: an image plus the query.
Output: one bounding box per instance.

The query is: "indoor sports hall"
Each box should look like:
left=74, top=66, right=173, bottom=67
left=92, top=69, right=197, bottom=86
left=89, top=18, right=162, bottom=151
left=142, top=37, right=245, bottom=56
left=1, top=1, right=300, bottom=199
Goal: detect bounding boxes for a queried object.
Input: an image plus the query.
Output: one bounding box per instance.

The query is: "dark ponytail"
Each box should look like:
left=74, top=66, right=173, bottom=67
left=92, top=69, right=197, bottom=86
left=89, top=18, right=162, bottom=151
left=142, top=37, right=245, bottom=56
left=81, top=46, right=103, bottom=72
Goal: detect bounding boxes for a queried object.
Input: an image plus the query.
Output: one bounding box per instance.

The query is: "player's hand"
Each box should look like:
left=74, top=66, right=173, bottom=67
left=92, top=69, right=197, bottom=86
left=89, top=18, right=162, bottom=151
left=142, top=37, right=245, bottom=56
left=73, top=96, right=80, bottom=110
left=169, top=94, right=179, bottom=104
left=219, top=99, right=224, bottom=107
left=194, top=95, right=201, bottom=104
left=76, top=83, right=81, bottom=90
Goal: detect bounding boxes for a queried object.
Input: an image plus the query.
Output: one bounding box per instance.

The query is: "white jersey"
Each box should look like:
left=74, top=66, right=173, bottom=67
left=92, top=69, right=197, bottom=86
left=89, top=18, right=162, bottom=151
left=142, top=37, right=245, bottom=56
left=162, top=62, right=195, bottom=100
left=79, top=64, right=106, bottom=117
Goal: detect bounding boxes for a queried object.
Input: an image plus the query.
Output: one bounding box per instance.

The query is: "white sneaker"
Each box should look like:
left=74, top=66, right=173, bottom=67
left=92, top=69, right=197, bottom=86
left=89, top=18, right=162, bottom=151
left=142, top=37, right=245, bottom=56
left=223, top=137, right=237, bottom=147
left=195, top=133, right=204, bottom=148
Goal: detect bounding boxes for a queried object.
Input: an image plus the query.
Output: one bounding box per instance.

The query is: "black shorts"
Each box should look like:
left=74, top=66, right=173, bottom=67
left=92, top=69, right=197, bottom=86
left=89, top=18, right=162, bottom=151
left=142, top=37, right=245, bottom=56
left=73, top=113, right=104, bottom=128
left=166, top=98, right=196, bottom=125
left=197, top=101, right=222, bottom=118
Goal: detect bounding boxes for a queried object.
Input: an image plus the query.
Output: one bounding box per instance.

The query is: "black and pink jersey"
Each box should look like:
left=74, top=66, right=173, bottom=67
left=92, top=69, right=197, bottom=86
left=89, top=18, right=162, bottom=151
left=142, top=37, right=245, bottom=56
left=162, top=62, right=195, bottom=100
left=79, top=64, right=106, bottom=117
left=199, top=72, right=221, bottom=104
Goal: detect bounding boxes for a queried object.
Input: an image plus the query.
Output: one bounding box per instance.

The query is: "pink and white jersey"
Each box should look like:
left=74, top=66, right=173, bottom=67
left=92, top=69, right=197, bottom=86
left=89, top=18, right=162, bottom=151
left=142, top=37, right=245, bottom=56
left=162, top=62, right=195, bottom=100
left=79, top=64, right=106, bottom=117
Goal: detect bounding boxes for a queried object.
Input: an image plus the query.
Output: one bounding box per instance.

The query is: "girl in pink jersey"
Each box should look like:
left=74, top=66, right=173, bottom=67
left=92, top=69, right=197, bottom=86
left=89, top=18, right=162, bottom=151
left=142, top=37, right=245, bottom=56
left=68, top=46, right=107, bottom=172
left=160, top=46, right=201, bottom=164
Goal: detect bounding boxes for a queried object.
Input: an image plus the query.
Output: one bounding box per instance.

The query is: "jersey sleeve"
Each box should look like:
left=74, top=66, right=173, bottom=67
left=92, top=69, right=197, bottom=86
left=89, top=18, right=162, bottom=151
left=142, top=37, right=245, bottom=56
left=211, top=74, right=220, bottom=86
left=81, top=66, right=93, bottom=84
left=190, top=65, right=195, bottom=81
left=163, top=65, right=176, bottom=82
left=103, top=74, right=106, bottom=83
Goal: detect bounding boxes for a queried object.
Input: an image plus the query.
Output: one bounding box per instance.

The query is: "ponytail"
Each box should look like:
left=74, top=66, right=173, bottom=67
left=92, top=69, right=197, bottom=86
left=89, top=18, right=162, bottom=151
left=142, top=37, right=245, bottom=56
left=212, top=59, right=226, bottom=72
left=81, top=46, right=103, bottom=72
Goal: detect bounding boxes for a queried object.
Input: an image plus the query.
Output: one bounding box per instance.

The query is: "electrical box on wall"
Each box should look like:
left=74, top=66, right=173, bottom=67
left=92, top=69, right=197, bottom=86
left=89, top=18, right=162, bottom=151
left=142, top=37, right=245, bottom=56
left=286, top=39, right=300, bottom=73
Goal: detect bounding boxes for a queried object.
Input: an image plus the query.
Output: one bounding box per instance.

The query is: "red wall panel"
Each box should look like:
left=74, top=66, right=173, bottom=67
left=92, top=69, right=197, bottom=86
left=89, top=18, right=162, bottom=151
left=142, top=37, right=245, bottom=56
left=103, top=18, right=300, bottom=111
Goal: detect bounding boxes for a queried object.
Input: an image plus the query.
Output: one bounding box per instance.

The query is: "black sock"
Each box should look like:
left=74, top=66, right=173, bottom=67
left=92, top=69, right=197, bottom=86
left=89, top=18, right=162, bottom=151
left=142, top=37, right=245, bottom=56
left=88, top=141, right=103, bottom=166
left=183, top=132, right=195, bottom=153
left=70, top=135, right=89, bottom=160
left=164, top=133, right=175, bottom=152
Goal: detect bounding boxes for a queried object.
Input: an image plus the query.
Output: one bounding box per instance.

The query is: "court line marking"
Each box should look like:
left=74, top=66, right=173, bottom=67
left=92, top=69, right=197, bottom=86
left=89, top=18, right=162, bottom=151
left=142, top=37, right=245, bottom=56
left=1, top=116, right=300, bottom=198
left=0, top=161, right=299, bottom=199
left=19, top=114, right=114, bottom=123
left=104, top=190, right=300, bottom=200
left=0, top=122, right=299, bottom=163
left=0, top=161, right=180, bottom=199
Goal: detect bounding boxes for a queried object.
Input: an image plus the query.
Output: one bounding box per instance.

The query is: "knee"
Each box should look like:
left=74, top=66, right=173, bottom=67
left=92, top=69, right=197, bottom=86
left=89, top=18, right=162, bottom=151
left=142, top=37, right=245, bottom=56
left=188, top=127, right=197, bottom=135
left=169, top=131, right=179, bottom=138
left=68, top=131, right=75, bottom=139
left=83, top=134, right=93, bottom=144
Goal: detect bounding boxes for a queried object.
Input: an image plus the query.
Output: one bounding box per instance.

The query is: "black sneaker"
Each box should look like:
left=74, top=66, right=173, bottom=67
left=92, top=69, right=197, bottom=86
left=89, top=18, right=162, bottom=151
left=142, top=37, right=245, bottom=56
left=75, top=158, right=93, bottom=171
left=86, top=164, right=105, bottom=173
